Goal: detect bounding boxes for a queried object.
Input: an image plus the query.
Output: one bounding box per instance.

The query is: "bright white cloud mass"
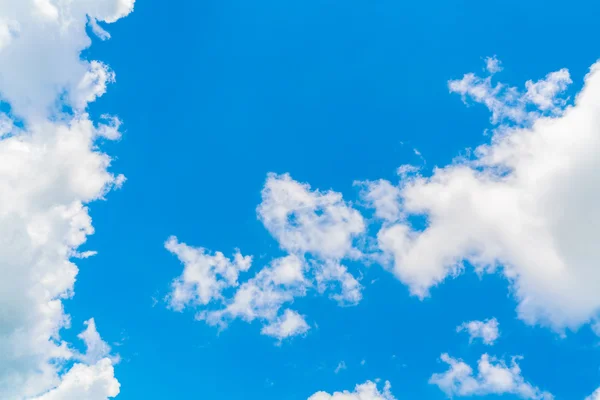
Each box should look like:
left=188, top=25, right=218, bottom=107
left=430, top=353, right=552, bottom=399
left=0, top=0, right=133, bottom=398
left=457, top=318, right=500, bottom=346
left=308, top=381, right=396, bottom=400
left=367, top=59, right=600, bottom=332
left=166, top=173, right=365, bottom=340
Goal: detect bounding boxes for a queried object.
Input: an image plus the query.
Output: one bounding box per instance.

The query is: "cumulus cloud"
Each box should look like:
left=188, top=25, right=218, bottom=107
left=367, top=59, right=600, bottom=332
left=314, top=260, right=362, bottom=306
left=448, top=58, right=570, bottom=123
left=523, top=69, right=572, bottom=112
left=258, top=173, right=365, bottom=260
left=261, top=309, right=310, bottom=340
left=485, top=56, right=502, bottom=74
left=166, top=174, right=365, bottom=340
left=457, top=318, right=500, bottom=345
left=29, top=320, right=120, bottom=400
left=0, top=0, right=133, bottom=398
left=165, top=236, right=252, bottom=310
left=356, top=179, right=403, bottom=222
left=0, top=0, right=134, bottom=119
left=0, top=113, right=123, bottom=400
left=201, top=254, right=309, bottom=334
left=77, top=319, right=115, bottom=365
left=31, top=359, right=120, bottom=400
left=430, top=353, right=552, bottom=399
left=308, top=381, right=396, bottom=400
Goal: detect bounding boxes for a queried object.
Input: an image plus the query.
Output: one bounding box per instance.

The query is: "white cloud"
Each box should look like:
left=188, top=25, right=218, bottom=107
left=0, top=0, right=135, bottom=120
left=165, top=236, right=252, bottom=311
left=0, top=114, right=123, bottom=400
left=314, top=261, right=362, bottom=306
left=448, top=59, right=570, bottom=124
left=30, top=320, right=120, bottom=400
left=448, top=71, right=526, bottom=123
left=0, top=0, right=133, bottom=398
left=0, top=18, right=19, bottom=51
left=77, top=319, right=115, bottom=365
left=71, top=61, right=115, bottom=111
left=485, top=56, right=503, bottom=74
left=31, top=359, right=120, bottom=400
left=0, top=112, right=14, bottom=136
left=370, top=59, right=600, bottom=332
left=356, top=179, right=403, bottom=222
left=167, top=174, right=366, bottom=340
left=261, top=309, right=310, bottom=340
left=308, top=381, right=396, bottom=400
left=254, top=173, right=365, bottom=307
left=430, top=353, right=553, bottom=399
left=201, top=254, right=307, bottom=329
left=258, top=173, right=365, bottom=260
left=524, top=69, right=572, bottom=112
left=457, top=318, right=499, bottom=345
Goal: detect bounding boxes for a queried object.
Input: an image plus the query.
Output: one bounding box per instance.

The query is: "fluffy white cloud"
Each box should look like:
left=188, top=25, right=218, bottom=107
left=29, top=320, right=120, bottom=400
left=356, top=180, right=402, bottom=222
left=524, top=69, right=571, bottom=112
left=0, top=0, right=134, bottom=120
left=166, top=174, right=365, bottom=339
left=77, top=319, right=115, bottom=365
left=258, top=173, right=365, bottom=260
left=31, top=359, right=120, bottom=400
left=201, top=254, right=308, bottom=327
left=448, top=59, right=570, bottom=123
left=485, top=56, right=502, bottom=74
left=255, top=173, right=366, bottom=307
left=314, top=260, right=362, bottom=306
left=457, top=318, right=499, bottom=345
left=430, top=353, right=552, bottom=399
left=261, top=309, right=310, bottom=340
left=0, top=0, right=133, bottom=398
left=167, top=242, right=312, bottom=340
left=165, top=236, right=252, bottom=310
left=369, top=59, right=600, bottom=332
left=308, top=381, right=396, bottom=400
left=0, top=114, right=123, bottom=400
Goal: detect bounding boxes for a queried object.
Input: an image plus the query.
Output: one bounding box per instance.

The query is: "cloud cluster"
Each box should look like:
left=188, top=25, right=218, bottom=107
left=430, top=353, right=552, bottom=399
left=32, top=320, right=120, bottom=400
left=32, top=359, right=120, bottom=400
left=308, top=381, right=396, bottom=400
left=0, top=0, right=133, bottom=120
left=448, top=60, right=571, bottom=123
left=163, top=54, right=600, bottom=393
left=166, top=173, right=365, bottom=340
left=457, top=318, right=500, bottom=345
left=0, top=0, right=133, bottom=398
left=364, top=59, right=600, bottom=332
left=165, top=236, right=252, bottom=311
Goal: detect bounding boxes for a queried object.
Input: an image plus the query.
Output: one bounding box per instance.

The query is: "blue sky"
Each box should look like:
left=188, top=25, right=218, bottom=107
left=2, top=0, right=600, bottom=399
